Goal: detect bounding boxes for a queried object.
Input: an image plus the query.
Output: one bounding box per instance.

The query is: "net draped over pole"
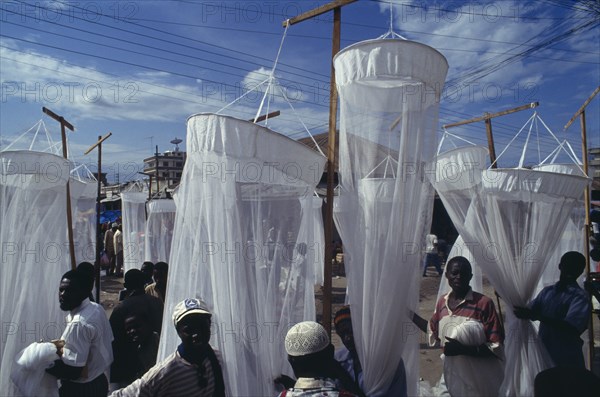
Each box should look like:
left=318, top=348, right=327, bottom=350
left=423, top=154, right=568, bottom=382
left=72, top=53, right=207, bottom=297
left=333, top=39, right=448, bottom=395
left=144, top=199, right=175, bottom=264
left=157, top=113, right=326, bottom=396
left=121, top=191, right=147, bottom=273
left=0, top=151, right=72, bottom=394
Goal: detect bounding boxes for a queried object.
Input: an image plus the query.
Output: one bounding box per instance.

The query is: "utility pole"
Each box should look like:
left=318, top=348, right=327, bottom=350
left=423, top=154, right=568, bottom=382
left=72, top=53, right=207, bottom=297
left=284, top=0, right=358, bottom=336
left=564, top=85, right=600, bottom=368
left=84, top=132, right=113, bottom=303
left=42, top=107, right=77, bottom=270
left=155, top=145, right=160, bottom=197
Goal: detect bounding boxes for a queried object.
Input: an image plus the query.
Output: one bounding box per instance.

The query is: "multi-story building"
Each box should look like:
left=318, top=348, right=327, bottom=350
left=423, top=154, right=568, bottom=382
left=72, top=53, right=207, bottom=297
left=143, top=140, right=187, bottom=189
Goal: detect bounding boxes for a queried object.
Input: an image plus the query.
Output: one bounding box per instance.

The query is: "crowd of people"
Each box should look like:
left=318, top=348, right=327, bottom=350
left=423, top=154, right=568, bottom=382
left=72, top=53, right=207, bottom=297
left=12, top=248, right=598, bottom=397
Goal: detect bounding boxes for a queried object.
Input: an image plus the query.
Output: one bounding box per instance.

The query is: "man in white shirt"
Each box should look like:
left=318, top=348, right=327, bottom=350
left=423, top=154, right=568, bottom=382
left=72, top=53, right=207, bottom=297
left=46, top=269, right=114, bottom=396
left=423, top=233, right=443, bottom=276
left=114, top=224, right=124, bottom=277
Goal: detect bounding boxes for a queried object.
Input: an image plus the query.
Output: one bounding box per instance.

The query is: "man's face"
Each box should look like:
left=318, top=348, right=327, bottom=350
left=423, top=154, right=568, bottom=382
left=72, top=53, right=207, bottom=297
left=176, top=314, right=211, bottom=352
left=446, top=262, right=472, bottom=294
left=124, top=315, right=150, bottom=345
left=153, top=269, right=167, bottom=286
left=335, top=319, right=355, bottom=352
left=58, top=278, right=84, bottom=311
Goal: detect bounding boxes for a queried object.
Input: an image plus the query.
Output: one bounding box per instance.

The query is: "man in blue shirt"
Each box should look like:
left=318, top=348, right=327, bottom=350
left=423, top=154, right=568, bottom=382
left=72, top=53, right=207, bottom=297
left=514, top=251, right=591, bottom=368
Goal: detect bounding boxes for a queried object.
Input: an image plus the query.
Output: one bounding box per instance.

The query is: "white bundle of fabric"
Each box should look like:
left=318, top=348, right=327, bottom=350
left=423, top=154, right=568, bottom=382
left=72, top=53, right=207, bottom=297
left=443, top=320, right=503, bottom=397
left=10, top=342, right=59, bottom=397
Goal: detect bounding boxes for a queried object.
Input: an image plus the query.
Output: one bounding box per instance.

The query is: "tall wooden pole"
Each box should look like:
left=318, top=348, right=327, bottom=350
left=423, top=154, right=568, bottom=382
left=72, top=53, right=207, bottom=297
left=84, top=132, right=112, bottom=303
left=564, top=85, right=600, bottom=368
left=42, top=107, right=76, bottom=270
left=284, top=0, right=356, bottom=336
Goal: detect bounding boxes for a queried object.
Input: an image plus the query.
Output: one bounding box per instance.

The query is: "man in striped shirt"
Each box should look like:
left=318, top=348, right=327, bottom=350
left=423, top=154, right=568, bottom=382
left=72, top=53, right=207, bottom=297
left=427, top=256, right=505, bottom=397
left=110, top=298, right=225, bottom=397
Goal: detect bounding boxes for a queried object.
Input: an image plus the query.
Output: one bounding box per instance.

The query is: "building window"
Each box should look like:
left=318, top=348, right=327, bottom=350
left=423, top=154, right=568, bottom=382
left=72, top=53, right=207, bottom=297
left=176, top=162, right=182, bottom=167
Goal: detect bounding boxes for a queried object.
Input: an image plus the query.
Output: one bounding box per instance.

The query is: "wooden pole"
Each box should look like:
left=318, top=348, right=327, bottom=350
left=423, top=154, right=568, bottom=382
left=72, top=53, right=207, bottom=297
left=249, top=110, right=281, bottom=123
left=443, top=102, right=539, bottom=168
left=42, top=107, right=76, bottom=270
left=283, top=0, right=356, bottom=337
left=84, top=132, right=112, bottom=303
left=564, top=86, right=600, bottom=368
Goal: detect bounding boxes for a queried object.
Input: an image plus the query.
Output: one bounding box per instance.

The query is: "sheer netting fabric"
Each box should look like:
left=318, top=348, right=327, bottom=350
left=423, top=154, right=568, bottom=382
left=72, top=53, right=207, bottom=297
left=121, top=192, right=147, bottom=273
left=434, top=161, right=590, bottom=395
left=432, top=146, right=489, bottom=301
left=157, top=114, right=325, bottom=396
left=70, top=178, right=97, bottom=264
left=144, top=199, right=175, bottom=263
left=0, top=151, right=72, bottom=395
left=333, top=39, right=448, bottom=396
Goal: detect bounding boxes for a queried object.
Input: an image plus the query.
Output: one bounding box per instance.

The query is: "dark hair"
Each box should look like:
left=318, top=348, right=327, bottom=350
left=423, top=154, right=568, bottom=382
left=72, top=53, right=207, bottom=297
left=124, top=269, right=146, bottom=290
left=61, top=270, right=88, bottom=292
left=446, top=256, right=472, bottom=274
left=560, top=251, right=586, bottom=276
left=141, top=261, right=154, bottom=270
left=154, top=262, right=169, bottom=273
left=76, top=262, right=95, bottom=292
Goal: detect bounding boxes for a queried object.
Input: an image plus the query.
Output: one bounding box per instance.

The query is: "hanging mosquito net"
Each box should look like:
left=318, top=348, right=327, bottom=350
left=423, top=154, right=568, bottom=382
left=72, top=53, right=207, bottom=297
left=333, top=39, right=448, bottom=396
left=70, top=170, right=97, bottom=264
left=121, top=191, right=147, bottom=272
left=144, top=198, right=175, bottom=263
left=432, top=145, right=490, bottom=303
left=0, top=150, right=72, bottom=394
left=432, top=113, right=592, bottom=395
left=157, top=113, right=326, bottom=396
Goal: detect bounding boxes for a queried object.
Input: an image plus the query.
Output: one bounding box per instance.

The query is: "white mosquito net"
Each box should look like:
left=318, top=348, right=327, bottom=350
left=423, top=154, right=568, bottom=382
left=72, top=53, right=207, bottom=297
left=432, top=146, right=489, bottom=302
left=0, top=150, right=72, bottom=394
left=452, top=167, right=589, bottom=395
left=144, top=199, right=175, bottom=263
left=333, top=39, right=448, bottom=396
left=157, top=113, right=326, bottom=396
left=121, top=191, right=147, bottom=272
left=70, top=174, right=97, bottom=264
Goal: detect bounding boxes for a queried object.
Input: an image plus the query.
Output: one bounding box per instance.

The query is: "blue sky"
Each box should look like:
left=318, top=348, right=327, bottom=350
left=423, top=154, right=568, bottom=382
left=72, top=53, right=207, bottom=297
left=1, top=0, right=599, bottom=183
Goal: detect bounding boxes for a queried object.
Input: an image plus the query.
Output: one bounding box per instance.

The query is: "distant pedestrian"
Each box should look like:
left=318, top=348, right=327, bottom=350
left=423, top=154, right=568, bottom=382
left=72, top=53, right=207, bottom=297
left=145, top=261, right=168, bottom=303
left=114, top=225, right=124, bottom=277
left=423, top=233, right=443, bottom=276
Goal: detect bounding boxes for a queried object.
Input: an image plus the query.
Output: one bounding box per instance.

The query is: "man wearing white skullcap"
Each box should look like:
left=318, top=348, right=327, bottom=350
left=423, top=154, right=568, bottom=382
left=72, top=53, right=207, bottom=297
left=279, top=321, right=362, bottom=397
left=110, top=298, right=225, bottom=397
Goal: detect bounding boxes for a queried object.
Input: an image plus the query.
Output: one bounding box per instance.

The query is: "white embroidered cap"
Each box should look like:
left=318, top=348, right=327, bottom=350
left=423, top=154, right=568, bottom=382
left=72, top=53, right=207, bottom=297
left=285, top=321, right=329, bottom=357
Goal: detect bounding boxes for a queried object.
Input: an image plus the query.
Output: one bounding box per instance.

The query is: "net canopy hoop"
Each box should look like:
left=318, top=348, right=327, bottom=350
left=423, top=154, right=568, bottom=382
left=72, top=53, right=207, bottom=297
left=436, top=129, right=478, bottom=155
left=443, top=102, right=539, bottom=168
left=378, top=1, right=407, bottom=40
left=0, top=119, right=60, bottom=155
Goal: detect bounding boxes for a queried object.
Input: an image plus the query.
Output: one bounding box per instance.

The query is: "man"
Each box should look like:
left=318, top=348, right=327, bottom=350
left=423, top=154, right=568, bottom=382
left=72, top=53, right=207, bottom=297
left=105, top=223, right=117, bottom=276
left=110, top=269, right=164, bottom=388
left=76, top=261, right=96, bottom=302
left=415, top=256, right=504, bottom=397
left=145, top=261, right=168, bottom=302
left=114, top=224, right=124, bottom=277
left=334, top=306, right=406, bottom=397
left=423, top=233, right=442, bottom=276
left=280, top=321, right=360, bottom=397
left=46, top=270, right=114, bottom=397
left=514, top=251, right=591, bottom=368
left=109, top=298, right=225, bottom=396
left=140, top=261, right=155, bottom=287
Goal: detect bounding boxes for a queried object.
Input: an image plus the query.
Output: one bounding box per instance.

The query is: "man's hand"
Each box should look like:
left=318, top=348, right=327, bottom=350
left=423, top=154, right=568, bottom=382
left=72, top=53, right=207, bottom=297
left=514, top=306, right=536, bottom=320
left=444, top=337, right=469, bottom=356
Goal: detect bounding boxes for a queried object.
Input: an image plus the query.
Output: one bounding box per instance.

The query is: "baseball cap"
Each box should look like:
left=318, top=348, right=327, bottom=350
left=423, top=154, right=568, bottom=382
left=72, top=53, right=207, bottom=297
left=172, top=298, right=211, bottom=327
